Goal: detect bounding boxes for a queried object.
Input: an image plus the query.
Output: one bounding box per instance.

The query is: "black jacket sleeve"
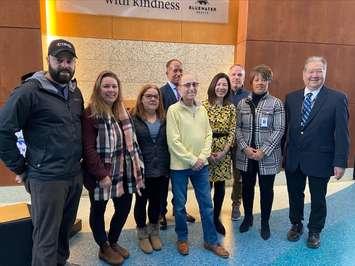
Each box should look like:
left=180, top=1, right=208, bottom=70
left=0, top=83, right=34, bottom=174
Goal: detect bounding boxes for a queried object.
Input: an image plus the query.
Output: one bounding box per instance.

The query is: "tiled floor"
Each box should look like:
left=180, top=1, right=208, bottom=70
left=1, top=177, right=355, bottom=265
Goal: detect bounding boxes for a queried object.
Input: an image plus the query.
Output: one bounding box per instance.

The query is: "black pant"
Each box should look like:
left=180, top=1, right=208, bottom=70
left=241, top=160, right=275, bottom=222
left=134, top=177, right=164, bottom=228
left=160, top=176, right=171, bottom=216
left=25, top=174, right=83, bottom=266
left=286, top=166, right=329, bottom=233
left=210, top=181, right=225, bottom=221
left=89, top=192, right=132, bottom=247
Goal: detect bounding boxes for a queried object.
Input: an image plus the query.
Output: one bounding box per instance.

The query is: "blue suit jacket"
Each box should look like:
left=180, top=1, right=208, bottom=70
left=284, top=86, right=349, bottom=178
left=160, top=83, right=178, bottom=111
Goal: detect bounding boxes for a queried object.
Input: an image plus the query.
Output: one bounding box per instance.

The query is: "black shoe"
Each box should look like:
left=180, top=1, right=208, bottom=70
left=214, top=219, right=226, bottom=236
left=287, top=223, right=303, bottom=242
left=260, top=221, right=270, bottom=240
left=239, top=216, right=253, bottom=233
left=186, top=213, right=196, bottom=223
left=307, top=232, right=320, bottom=249
left=160, top=215, right=167, bottom=230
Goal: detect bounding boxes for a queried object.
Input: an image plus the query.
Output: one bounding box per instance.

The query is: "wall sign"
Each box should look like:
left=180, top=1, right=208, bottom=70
left=56, top=0, right=229, bottom=24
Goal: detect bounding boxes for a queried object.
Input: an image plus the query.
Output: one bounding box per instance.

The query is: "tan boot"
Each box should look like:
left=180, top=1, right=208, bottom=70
left=98, top=242, right=124, bottom=265
left=137, top=226, right=153, bottom=254
left=149, top=223, right=162, bottom=251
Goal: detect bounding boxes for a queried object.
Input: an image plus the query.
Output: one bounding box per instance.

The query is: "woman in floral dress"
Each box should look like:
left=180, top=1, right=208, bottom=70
left=203, top=73, right=236, bottom=235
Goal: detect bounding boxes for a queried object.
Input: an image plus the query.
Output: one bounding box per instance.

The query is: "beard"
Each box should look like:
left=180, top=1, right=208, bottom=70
left=48, top=64, right=75, bottom=84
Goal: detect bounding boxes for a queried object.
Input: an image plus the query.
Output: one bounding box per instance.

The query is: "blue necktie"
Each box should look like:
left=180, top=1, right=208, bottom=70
left=175, top=89, right=181, bottom=100
left=301, top=92, right=313, bottom=127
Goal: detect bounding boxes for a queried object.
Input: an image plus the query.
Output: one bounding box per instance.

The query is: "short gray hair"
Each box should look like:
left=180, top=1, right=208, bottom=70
left=304, top=56, right=327, bottom=72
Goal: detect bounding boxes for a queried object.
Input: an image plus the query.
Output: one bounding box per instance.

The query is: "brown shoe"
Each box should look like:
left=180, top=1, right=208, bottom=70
left=111, top=243, right=129, bottom=259
left=287, top=223, right=303, bottom=242
left=99, top=242, right=124, bottom=265
left=307, top=232, right=320, bottom=249
left=177, top=240, right=189, bottom=255
left=203, top=243, right=229, bottom=259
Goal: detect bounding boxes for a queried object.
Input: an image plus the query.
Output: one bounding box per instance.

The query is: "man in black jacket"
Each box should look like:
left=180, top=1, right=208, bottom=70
left=0, top=39, right=83, bottom=266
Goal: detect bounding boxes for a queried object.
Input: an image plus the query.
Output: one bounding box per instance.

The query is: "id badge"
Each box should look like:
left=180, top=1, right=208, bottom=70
left=260, top=117, right=268, bottom=127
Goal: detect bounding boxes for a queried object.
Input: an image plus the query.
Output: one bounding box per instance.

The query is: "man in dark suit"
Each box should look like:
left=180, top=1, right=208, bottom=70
left=228, top=64, right=249, bottom=221
left=159, top=59, right=196, bottom=229
left=284, top=56, right=349, bottom=249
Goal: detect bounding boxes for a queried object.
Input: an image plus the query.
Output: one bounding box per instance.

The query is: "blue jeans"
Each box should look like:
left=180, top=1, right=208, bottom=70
left=171, top=166, right=218, bottom=245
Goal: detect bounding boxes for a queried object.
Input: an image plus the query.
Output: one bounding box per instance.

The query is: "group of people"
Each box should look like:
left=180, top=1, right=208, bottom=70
left=0, top=39, right=349, bottom=266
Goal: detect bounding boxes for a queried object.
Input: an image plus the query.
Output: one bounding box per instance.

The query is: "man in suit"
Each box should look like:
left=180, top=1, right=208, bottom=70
left=228, top=64, right=249, bottom=221
left=284, top=56, right=349, bottom=249
left=159, top=59, right=196, bottom=229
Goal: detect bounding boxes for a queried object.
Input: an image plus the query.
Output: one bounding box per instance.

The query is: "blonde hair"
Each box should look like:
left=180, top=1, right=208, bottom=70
left=89, top=70, right=123, bottom=119
left=131, top=84, right=165, bottom=120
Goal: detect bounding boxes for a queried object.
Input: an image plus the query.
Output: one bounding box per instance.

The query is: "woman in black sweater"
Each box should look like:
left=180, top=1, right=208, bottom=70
left=131, top=84, right=170, bottom=254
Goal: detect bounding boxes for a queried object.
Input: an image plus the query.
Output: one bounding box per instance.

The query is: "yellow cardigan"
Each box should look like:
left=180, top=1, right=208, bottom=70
left=166, top=101, right=212, bottom=170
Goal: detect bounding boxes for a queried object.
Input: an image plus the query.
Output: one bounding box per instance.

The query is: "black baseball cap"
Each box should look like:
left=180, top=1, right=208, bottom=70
left=48, top=39, right=77, bottom=58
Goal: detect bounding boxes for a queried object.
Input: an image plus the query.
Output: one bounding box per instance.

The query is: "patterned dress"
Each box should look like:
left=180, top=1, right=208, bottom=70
left=203, top=100, right=236, bottom=182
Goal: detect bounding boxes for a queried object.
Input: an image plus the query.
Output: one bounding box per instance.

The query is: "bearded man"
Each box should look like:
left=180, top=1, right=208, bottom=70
left=0, top=39, right=83, bottom=266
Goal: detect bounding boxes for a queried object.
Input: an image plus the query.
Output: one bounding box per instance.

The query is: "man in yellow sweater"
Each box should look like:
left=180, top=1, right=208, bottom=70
left=166, top=73, right=229, bottom=258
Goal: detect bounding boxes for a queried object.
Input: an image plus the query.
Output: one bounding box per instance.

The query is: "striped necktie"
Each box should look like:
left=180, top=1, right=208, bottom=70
left=301, top=92, right=313, bottom=127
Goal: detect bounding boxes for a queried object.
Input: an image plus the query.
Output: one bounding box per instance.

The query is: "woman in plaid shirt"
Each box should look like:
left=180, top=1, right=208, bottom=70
left=235, top=65, right=285, bottom=240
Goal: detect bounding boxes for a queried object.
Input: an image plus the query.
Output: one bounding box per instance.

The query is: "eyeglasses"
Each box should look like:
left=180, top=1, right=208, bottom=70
left=143, top=94, right=159, bottom=99
left=182, top=82, right=199, bottom=88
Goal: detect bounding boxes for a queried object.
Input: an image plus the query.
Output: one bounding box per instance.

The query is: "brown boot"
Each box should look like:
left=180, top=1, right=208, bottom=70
left=149, top=223, right=162, bottom=251
left=137, top=226, right=153, bottom=254
left=111, top=242, right=129, bottom=259
left=98, top=242, right=124, bottom=265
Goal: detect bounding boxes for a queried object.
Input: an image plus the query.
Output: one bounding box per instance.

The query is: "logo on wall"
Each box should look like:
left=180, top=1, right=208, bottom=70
left=197, top=0, right=208, bottom=4
left=190, top=0, right=217, bottom=15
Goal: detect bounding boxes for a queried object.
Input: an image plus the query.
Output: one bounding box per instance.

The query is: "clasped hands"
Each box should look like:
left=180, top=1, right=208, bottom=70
left=244, top=146, right=265, bottom=161
left=208, top=151, right=226, bottom=165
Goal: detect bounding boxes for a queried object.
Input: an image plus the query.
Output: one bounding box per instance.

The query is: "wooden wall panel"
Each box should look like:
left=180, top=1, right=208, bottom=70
left=0, top=0, right=40, bottom=28
left=0, top=1, right=42, bottom=186
left=238, top=0, right=355, bottom=166
left=55, top=12, right=113, bottom=39
left=0, top=28, right=43, bottom=106
left=247, top=0, right=355, bottom=45
left=243, top=41, right=354, bottom=102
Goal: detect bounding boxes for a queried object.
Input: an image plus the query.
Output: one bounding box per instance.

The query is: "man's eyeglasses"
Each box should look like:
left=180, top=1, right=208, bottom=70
left=143, top=94, right=159, bottom=99
left=182, top=82, right=199, bottom=88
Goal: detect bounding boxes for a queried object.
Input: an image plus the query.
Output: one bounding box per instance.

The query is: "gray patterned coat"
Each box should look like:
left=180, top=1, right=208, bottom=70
left=235, top=93, right=285, bottom=175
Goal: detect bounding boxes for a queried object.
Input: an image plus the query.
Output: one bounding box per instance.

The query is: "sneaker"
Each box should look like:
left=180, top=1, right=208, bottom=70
left=231, top=204, right=241, bottom=221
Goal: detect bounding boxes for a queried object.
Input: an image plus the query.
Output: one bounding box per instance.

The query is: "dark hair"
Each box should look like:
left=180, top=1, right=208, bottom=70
left=207, top=73, right=231, bottom=106
left=249, top=64, right=273, bottom=86
left=131, top=84, right=165, bottom=121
